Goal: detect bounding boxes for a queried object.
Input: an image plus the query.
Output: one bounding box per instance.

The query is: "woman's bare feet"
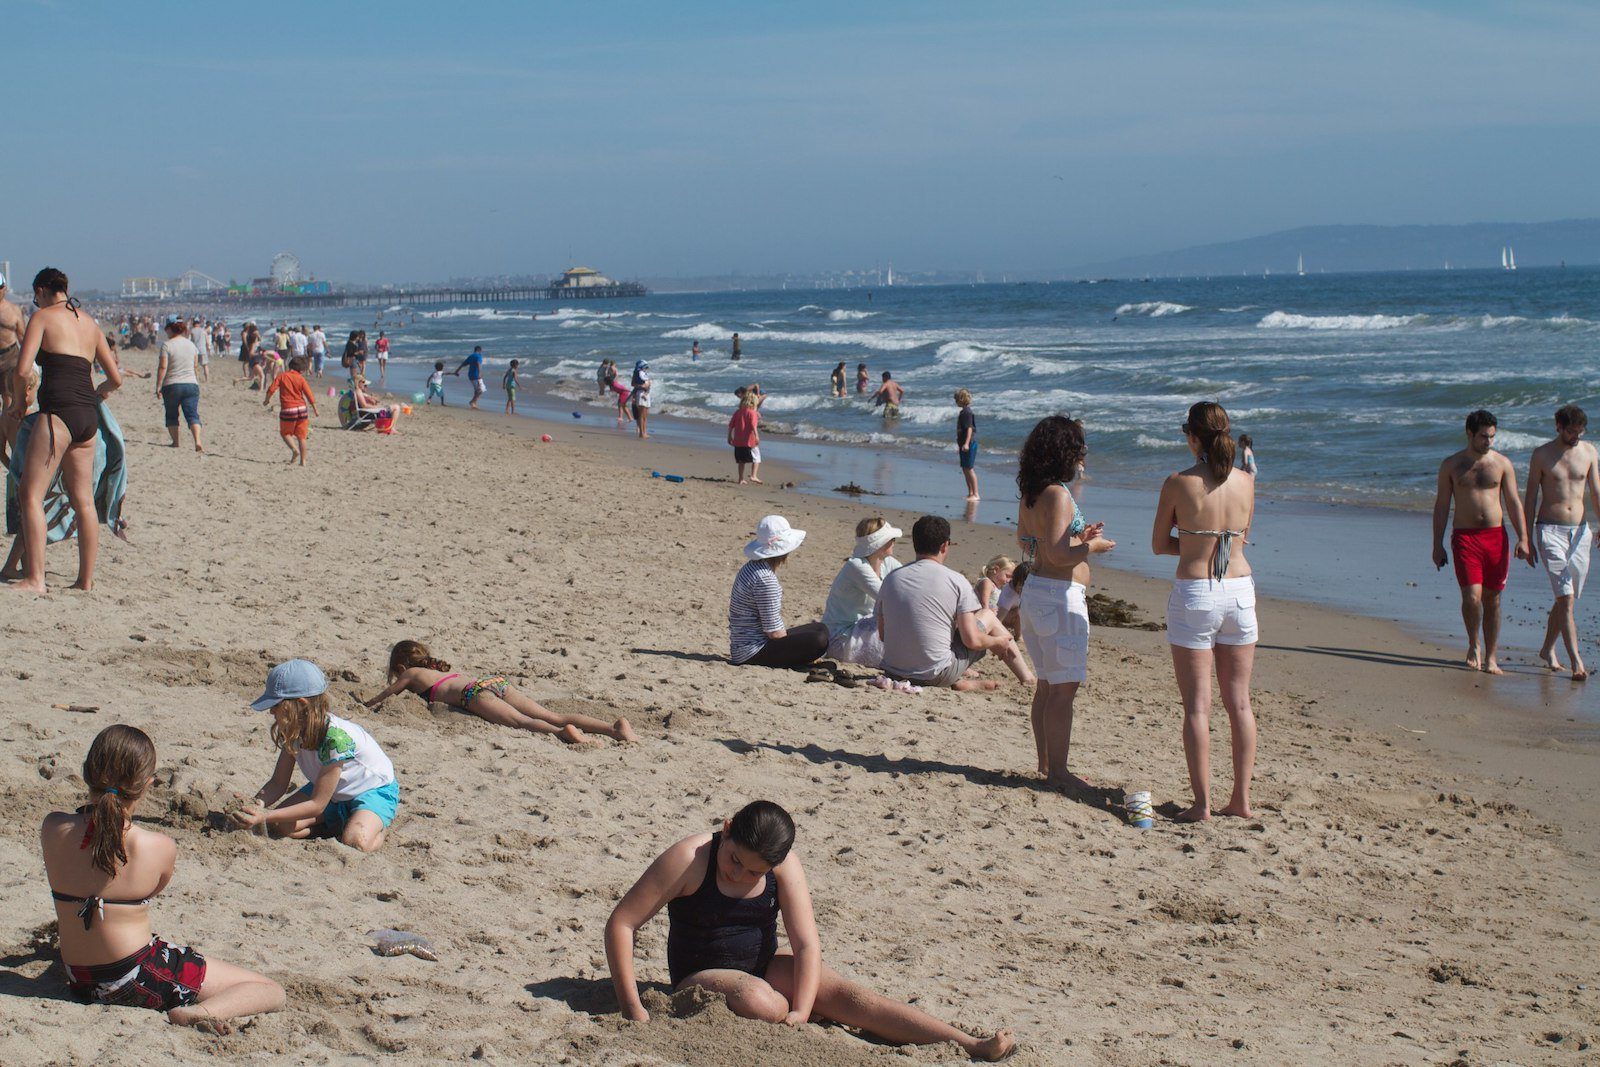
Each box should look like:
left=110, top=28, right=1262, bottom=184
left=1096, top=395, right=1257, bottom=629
left=1174, top=802, right=1211, bottom=823
left=614, top=717, right=639, bottom=743
left=1045, top=772, right=1093, bottom=795
left=69, top=579, right=93, bottom=592
left=1538, top=646, right=1565, bottom=671
left=967, top=1029, right=1016, bottom=1061
left=952, top=678, right=1001, bottom=692
left=1215, top=800, right=1253, bottom=818
left=7, top=579, right=47, bottom=594
left=1482, top=656, right=1504, bottom=676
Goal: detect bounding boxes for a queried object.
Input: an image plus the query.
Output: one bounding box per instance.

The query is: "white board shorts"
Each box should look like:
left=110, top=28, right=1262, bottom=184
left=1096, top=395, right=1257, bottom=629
left=472, top=378, right=487, bottom=397
left=1019, top=574, right=1089, bottom=684
left=1167, top=576, right=1258, bottom=649
left=1537, top=522, right=1591, bottom=599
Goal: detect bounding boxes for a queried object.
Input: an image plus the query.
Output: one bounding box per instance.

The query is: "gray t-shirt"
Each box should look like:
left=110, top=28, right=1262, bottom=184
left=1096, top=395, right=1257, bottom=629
left=158, top=337, right=199, bottom=386
left=877, top=558, right=980, bottom=680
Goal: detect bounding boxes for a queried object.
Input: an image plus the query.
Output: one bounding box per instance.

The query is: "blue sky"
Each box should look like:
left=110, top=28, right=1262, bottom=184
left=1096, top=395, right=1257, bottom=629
left=6, top=1, right=1597, bottom=287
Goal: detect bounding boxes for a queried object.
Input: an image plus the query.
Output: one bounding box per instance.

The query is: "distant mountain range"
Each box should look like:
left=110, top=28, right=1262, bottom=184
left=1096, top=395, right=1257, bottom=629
left=1067, top=219, right=1600, bottom=278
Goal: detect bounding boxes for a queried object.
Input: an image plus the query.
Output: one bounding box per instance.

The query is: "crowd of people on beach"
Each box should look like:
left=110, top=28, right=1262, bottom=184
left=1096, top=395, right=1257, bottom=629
left=1, top=264, right=1594, bottom=1055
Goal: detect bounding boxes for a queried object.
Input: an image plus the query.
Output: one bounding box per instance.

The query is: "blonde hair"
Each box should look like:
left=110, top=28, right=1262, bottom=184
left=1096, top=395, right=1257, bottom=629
left=740, top=392, right=759, bottom=410
left=983, top=554, right=1016, bottom=579
left=854, top=515, right=887, bottom=538
left=269, top=693, right=332, bottom=756
left=954, top=388, right=972, bottom=406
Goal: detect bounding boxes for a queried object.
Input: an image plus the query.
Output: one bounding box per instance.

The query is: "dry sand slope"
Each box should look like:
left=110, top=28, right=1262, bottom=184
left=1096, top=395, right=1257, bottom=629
left=0, top=380, right=1596, bottom=1065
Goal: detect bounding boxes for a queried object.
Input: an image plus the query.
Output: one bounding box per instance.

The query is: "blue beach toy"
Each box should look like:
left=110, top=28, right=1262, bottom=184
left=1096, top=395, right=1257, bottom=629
left=572, top=412, right=582, bottom=419
left=412, top=392, right=425, bottom=403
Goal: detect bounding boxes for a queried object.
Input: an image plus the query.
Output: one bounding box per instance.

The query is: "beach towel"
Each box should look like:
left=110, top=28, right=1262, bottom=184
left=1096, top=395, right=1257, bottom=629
left=5, top=405, right=128, bottom=542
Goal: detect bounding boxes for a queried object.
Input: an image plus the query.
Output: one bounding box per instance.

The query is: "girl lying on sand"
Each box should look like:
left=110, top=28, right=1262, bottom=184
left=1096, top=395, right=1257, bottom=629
left=365, top=640, right=637, bottom=744
left=43, top=725, right=284, bottom=1032
left=605, top=800, right=1015, bottom=1061
left=232, top=659, right=399, bottom=852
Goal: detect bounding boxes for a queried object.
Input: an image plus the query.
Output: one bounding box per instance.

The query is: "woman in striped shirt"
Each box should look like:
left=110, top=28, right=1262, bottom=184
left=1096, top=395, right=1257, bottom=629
left=729, top=516, right=829, bottom=668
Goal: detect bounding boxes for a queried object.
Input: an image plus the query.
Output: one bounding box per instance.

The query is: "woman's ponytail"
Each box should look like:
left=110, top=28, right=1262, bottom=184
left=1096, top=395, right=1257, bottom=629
left=81, top=725, right=158, bottom=876
left=1185, top=401, right=1235, bottom=483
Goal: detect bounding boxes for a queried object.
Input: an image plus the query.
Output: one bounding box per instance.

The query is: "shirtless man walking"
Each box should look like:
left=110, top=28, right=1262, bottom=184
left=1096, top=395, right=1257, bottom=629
left=1432, top=409, right=1531, bottom=674
left=1524, top=404, right=1600, bottom=680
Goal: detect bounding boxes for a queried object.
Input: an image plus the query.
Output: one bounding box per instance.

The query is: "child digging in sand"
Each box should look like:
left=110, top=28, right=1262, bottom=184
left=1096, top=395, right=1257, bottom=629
left=606, top=800, right=1015, bottom=1061
left=232, top=660, right=399, bottom=852
left=43, top=725, right=285, bottom=1032
left=365, top=640, right=637, bottom=744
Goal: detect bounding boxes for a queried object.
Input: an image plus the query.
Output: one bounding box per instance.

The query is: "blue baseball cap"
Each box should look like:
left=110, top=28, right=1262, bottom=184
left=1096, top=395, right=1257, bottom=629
left=250, top=659, right=328, bottom=711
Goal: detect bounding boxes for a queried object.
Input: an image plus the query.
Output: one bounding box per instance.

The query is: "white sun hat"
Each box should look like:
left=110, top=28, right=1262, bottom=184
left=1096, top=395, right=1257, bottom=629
left=744, top=515, right=806, bottom=560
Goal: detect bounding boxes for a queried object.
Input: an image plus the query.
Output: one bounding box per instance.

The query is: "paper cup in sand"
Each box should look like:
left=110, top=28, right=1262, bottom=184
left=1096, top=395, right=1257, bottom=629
left=327, top=387, right=337, bottom=397
left=1123, top=790, right=1154, bottom=829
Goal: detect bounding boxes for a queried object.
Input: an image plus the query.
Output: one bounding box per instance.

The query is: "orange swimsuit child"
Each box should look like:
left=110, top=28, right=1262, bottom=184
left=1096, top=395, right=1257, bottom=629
left=266, top=369, right=315, bottom=439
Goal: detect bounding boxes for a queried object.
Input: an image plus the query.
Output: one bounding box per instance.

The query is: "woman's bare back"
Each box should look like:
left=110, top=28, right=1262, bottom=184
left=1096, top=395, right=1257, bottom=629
left=41, top=812, right=175, bottom=965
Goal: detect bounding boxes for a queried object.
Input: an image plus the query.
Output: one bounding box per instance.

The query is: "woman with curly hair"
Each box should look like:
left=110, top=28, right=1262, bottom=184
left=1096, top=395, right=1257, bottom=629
left=1014, top=415, right=1114, bottom=789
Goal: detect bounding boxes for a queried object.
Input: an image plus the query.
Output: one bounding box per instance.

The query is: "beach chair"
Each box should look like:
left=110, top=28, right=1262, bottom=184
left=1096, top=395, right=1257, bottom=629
left=338, top=391, right=393, bottom=432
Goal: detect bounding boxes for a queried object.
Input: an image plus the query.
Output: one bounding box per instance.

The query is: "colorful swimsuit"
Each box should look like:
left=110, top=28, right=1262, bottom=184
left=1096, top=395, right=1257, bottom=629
left=460, top=676, right=509, bottom=706
left=65, top=937, right=206, bottom=1012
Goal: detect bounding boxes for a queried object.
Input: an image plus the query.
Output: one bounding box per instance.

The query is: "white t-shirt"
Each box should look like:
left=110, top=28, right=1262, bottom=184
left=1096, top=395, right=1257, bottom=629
left=288, top=332, right=309, bottom=357
left=158, top=337, right=199, bottom=386
left=309, top=329, right=326, bottom=355
left=294, top=713, right=396, bottom=801
left=996, top=583, right=1020, bottom=616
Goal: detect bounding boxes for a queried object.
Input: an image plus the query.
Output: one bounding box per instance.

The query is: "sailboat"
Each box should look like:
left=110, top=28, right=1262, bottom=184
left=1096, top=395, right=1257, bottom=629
left=1502, top=245, right=1517, bottom=271
left=1297, top=254, right=1305, bottom=277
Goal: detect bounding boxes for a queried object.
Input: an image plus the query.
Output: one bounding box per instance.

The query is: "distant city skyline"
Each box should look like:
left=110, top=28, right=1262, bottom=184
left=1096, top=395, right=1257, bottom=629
left=7, top=2, right=1598, bottom=289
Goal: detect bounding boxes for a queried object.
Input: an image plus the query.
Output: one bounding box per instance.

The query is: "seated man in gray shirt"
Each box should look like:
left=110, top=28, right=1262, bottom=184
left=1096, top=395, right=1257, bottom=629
left=877, top=515, right=1036, bottom=690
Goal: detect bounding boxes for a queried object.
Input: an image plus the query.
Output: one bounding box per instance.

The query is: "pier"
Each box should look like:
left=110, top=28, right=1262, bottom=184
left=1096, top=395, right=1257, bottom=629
left=179, top=280, right=647, bottom=311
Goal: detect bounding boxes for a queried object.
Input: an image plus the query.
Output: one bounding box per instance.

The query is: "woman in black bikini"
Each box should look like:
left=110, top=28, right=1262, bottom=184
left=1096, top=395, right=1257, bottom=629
left=606, top=801, right=1015, bottom=1061
left=4, top=268, right=122, bottom=593
left=42, top=725, right=284, bottom=1032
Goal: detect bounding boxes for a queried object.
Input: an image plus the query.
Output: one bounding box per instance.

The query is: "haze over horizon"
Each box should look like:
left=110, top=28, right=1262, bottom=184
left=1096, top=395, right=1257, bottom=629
left=7, top=1, right=1598, bottom=289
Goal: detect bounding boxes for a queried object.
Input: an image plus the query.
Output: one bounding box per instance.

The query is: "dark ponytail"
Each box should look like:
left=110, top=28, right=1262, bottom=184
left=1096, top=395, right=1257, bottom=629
left=388, top=639, right=452, bottom=680
left=1185, top=401, right=1235, bottom=483
left=727, top=800, right=796, bottom=866
left=81, top=725, right=158, bottom=876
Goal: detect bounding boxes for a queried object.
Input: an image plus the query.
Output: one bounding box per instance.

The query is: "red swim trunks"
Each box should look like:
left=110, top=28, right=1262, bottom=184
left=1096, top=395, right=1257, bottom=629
left=65, top=937, right=206, bottom=1011
left=1451, top=526, right=1509, bottom=590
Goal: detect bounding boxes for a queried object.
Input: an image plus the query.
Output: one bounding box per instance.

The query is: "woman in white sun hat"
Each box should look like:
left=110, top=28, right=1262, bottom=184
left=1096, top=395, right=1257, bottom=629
left=728, top=515, right=830, bottom=668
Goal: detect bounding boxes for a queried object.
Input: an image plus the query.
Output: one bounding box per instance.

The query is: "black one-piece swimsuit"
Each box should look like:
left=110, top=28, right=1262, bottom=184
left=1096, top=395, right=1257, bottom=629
left=666, top=833, right=779, bottom=987
left=36, top=351, right=100, bottom=445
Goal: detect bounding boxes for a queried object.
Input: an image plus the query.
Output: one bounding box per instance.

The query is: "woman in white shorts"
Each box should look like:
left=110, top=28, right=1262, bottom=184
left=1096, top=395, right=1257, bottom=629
left=820, top=517, right=903, bottom=665
left=1015, top=415, right=1115, bottom=789
left=1152, top=401, right=1257, bottom=824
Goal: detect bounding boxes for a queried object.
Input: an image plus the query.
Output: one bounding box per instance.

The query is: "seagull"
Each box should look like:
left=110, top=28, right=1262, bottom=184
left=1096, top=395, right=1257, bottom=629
left=1051, top=175, right=1065, bottom=181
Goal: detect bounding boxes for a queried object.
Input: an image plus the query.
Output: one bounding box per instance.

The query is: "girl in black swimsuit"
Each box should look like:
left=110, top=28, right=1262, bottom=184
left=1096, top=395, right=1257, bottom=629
left=606, top=801, right=1016, bottom=1061
left=4, top=267, right=122, bottom=593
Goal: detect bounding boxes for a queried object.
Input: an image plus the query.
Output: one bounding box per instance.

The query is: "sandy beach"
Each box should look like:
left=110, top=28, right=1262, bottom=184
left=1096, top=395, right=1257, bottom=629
left=2, top=374, right=1597, bottom=1065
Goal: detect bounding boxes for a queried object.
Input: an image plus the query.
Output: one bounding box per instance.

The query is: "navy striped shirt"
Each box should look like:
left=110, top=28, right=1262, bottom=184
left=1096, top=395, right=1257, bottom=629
left=729, top=560, right=784, bottom=663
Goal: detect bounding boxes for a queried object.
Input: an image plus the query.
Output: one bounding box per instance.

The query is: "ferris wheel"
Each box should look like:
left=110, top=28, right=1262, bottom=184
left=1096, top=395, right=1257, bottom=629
left=270, top=252, right=301, bottom=286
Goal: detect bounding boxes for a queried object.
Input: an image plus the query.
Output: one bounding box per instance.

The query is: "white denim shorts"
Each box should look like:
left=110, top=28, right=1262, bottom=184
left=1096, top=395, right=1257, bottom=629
left=826, top=615, right=885, bottom=668
left=1019, top=575, right=1089, bottom=684
left=1166, top=576, right=1259, bottom=649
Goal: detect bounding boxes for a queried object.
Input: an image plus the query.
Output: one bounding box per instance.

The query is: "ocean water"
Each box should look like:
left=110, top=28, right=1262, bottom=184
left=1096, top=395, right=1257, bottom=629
left=300, top=266, right=1598, bottom=509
